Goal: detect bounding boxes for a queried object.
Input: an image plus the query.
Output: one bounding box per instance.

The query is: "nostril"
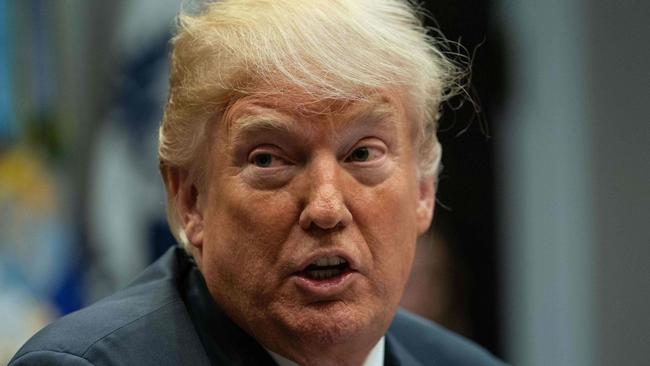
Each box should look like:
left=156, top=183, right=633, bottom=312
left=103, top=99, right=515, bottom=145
left=299, top=176, right=352, bottom=230
left=298, top=201, right=352, bottom=230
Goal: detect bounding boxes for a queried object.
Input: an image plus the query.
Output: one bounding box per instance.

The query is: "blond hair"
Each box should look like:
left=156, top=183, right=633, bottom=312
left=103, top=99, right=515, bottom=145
left=159, top=0, right=465, bottom=245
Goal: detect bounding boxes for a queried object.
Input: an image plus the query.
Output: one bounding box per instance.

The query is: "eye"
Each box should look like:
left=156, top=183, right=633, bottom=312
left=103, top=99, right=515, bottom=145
left=242, top=147, right=294, bottom=189
left=347, top=147, right=371, bottom=162
left=248, top=149, right=289, bottom=168
left=252, top=153, right=274, bottom=167
left=344, top=141, right=386, bottom=163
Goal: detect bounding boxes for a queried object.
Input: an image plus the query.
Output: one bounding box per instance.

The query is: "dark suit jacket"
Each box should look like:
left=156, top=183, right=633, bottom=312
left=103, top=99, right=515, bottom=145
left=9, top=247, right=504, bottom=366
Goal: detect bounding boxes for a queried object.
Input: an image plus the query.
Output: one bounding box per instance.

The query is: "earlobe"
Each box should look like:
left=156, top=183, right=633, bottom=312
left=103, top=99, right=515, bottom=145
left=416, top=175, right=435, bottom=235
left=165, top=167, right=205, bottom=249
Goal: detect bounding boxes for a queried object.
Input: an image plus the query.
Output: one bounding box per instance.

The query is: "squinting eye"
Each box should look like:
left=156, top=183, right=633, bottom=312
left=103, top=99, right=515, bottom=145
left=249, top=150, right=290, bottom=168
left=253, top=153, right=274, bottom=167
left=345, top=143, right=386, bottom=163
left=348, top=147, right=370, bottom=162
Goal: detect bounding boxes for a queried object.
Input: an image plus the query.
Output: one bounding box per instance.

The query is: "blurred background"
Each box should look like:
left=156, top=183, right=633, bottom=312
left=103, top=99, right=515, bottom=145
left=0, top=0, right=648, bottom=365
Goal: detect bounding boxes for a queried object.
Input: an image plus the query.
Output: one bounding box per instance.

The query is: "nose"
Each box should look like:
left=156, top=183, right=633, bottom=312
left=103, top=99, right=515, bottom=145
left=298, top=157, right=353, bottom=231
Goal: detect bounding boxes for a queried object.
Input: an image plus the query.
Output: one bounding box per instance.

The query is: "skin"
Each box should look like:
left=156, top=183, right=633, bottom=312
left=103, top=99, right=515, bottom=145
left=170, top=89, right=435, bottom=366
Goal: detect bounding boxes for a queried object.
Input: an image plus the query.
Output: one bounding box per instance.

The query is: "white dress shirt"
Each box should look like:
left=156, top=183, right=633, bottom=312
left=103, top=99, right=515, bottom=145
left=267, top=336, right=385, bottom=366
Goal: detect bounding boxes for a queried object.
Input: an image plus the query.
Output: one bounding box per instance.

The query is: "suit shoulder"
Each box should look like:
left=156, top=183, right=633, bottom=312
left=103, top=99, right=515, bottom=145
left=10, top=288, right=183, bottom=362
left=389, top=309, right=506, bottom=366
left=9, top=350, right=96, bottom=366
left=8, top=248, right=202, bottom=366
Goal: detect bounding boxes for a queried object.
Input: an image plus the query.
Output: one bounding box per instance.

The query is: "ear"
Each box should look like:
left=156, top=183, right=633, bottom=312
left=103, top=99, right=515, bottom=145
left=416, top=175, right=435, bottom=235
left=164, top=166, right=204, bottom=249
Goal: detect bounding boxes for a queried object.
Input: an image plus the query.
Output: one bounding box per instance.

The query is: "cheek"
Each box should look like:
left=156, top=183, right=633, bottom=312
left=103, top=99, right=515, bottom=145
left=201, top=182, right=299, bottom=292
left=351, top=174, right=420, bottom=289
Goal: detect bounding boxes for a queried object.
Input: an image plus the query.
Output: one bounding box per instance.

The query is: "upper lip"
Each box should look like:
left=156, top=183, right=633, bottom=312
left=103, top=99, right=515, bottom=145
left=295, top=250, right=359, bottom=273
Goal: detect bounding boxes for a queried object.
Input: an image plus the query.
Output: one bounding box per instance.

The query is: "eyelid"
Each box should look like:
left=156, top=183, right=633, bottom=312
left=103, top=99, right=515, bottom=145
left=344, top=138, right=387, bottom=162
left=247, top=145, right=291, bottom=167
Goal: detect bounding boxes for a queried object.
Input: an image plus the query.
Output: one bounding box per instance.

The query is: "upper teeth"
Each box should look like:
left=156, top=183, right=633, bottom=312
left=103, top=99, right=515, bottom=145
left=312, top=256, right=347, bottom=267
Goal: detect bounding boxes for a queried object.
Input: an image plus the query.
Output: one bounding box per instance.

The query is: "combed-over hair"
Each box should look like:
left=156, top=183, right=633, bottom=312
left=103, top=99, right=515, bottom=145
left=158, top=0, right=465, bottom=246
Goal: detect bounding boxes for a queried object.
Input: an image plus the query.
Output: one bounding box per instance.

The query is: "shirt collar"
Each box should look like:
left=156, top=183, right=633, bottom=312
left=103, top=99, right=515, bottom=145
left=267, top=336, right=385, bottom=366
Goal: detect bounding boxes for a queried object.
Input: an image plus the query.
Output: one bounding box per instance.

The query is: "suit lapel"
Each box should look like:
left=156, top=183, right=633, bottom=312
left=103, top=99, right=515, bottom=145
left=384, top=332, right=425, bottom=366
left=182, top=259, right=278, bottom=366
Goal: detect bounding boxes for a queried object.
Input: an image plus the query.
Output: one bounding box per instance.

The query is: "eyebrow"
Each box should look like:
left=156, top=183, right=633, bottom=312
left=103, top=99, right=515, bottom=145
left=229, top=102, right=398, bottom=143
left=229, top=110, right=298, bottom=144
left=348, top=103, right=396, bottom=130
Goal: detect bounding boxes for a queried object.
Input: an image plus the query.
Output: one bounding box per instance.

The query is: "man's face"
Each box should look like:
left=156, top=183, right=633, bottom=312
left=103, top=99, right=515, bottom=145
left=187, top=90, right=434, bottom=353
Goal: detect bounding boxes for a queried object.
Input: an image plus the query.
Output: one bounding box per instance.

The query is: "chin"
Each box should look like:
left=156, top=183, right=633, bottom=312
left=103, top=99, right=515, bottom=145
left=271, top=300, right=385, bottom=346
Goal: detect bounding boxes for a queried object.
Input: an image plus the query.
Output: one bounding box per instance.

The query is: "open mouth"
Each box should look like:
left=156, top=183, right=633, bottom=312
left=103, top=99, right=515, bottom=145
left=299, top=256, right=351, bottom=280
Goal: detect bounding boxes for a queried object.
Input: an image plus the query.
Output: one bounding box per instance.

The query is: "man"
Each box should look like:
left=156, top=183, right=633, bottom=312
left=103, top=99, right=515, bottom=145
left=10, top=0, right=504, bottom=365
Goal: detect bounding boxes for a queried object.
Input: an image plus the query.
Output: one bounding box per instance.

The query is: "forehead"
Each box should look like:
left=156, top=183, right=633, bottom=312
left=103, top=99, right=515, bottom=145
left=221, top=90, right=412, bottom=137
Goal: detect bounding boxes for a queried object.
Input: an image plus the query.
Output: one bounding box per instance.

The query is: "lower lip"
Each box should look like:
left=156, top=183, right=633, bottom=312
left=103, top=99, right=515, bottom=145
left=292, top=270, right=358, bottom=298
